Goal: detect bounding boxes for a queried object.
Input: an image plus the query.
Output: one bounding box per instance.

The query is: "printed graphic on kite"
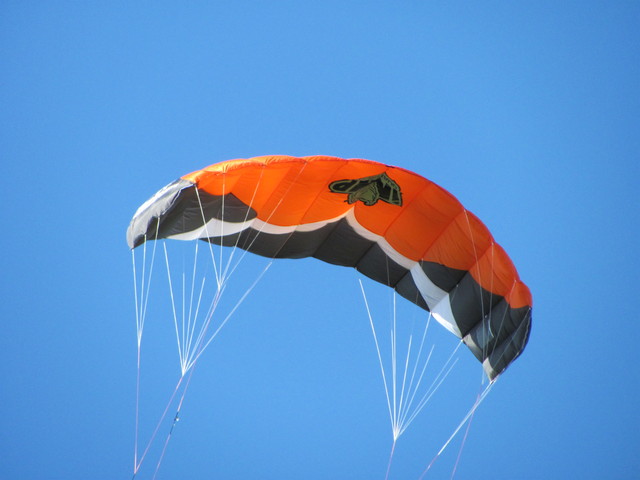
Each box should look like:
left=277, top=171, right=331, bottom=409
left=329, top=172, right=403, bottom=206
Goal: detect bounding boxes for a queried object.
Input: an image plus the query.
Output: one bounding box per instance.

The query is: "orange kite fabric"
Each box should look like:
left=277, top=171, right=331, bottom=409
left=127, top=155, right=532, bottom=379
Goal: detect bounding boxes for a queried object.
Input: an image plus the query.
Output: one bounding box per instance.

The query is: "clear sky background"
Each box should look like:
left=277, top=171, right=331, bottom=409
left=1, top=2, right=639, bottom=480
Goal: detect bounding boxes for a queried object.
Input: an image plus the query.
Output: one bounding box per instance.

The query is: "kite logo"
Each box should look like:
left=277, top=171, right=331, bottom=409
left=329, top=173, right=403, bottom=206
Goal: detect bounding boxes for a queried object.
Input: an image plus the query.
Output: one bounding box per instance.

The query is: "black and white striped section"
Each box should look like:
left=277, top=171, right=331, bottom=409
left=127, top=181, right=531, bottom=380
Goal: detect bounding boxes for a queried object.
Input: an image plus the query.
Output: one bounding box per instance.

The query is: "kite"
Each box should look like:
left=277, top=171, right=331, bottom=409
left=127, top=155, right=532, bottom=380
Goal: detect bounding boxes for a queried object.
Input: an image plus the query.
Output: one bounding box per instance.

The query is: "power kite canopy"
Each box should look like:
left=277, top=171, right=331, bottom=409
left=127, top=155, right=532, bottom=381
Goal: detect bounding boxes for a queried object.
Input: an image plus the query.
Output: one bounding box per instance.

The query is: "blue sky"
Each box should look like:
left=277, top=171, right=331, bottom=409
left=1, top=2, right=638, bottom=479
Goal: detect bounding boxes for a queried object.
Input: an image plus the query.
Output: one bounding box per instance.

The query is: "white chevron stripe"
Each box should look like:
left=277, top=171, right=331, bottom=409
left=166, top=208, right=461, bottom=337
left=344, top=212, right=460, bottom=337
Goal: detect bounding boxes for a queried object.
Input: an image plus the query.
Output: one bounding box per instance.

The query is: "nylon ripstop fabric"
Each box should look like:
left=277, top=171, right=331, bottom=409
left=126, top=155, right=532, bottom=380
